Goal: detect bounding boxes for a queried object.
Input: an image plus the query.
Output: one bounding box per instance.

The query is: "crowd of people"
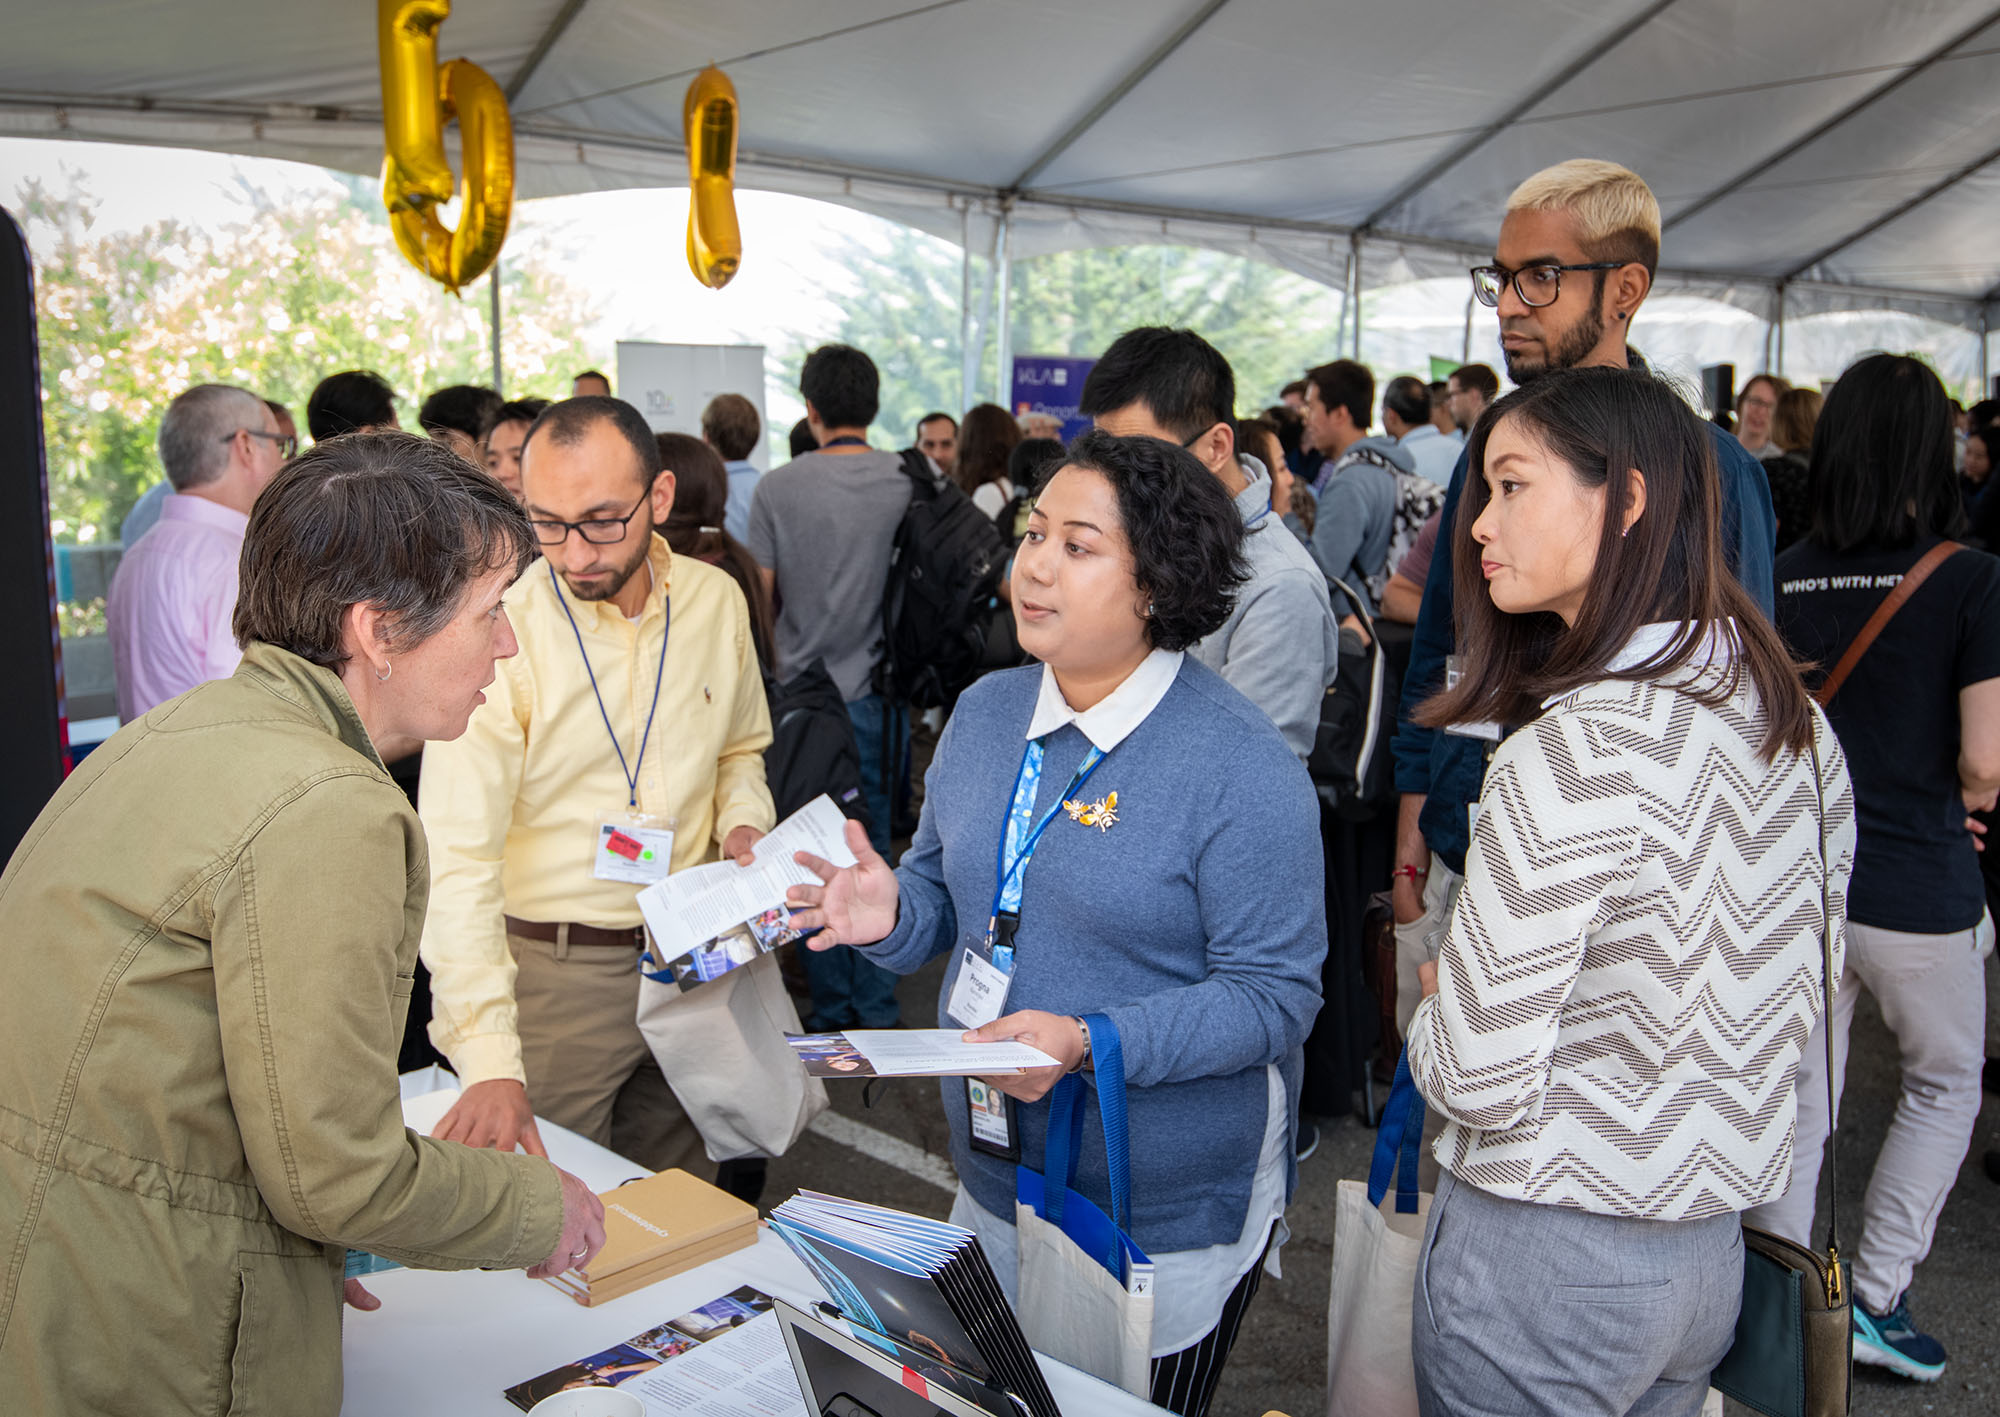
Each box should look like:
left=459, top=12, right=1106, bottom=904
left=3, top=154, right=1997, bottom=1417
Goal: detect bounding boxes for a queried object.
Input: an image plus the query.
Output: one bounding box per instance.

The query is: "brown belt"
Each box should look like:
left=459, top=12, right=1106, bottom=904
left=504, top=915, right=647, bottom=950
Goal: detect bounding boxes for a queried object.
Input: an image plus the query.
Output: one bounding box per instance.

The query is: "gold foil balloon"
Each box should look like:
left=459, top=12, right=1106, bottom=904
left=684, top=66, right=742, bottom=289
left=377, top=0, right=515, bottom=294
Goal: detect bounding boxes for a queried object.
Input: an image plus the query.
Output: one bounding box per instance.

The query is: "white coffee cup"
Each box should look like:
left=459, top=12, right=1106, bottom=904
left=527, top=1388, right=646, bottom=1417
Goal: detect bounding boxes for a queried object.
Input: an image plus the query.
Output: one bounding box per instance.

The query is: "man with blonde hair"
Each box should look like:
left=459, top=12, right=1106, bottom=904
left=1386, top=168, right=1779, bottom=1369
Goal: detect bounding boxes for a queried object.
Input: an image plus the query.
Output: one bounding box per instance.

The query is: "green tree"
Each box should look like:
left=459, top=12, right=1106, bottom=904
left=774, top=224, right=1348, bottom=437
left=20, top=174, right=603, bottom=544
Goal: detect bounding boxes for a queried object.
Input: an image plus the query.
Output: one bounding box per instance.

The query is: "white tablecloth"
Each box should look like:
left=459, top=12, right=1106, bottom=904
left=339, top=1083, right=1161, bottom=1415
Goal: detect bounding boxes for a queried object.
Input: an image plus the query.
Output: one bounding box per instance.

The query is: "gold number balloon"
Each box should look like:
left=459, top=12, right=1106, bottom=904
left=684, top=66, right=742, bottom=289
left=378, top=0, right=515, bottom=294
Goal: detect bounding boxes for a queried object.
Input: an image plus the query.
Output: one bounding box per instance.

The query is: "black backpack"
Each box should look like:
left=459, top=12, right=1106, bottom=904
left=763, top=658, right=872, bottom=835
left=1308, top=573, right=1398, bottom=820
left=875, top=449, right=1007, bottom=709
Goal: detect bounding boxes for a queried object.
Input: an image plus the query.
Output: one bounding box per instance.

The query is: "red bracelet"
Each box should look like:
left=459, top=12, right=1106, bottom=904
left=1392, top=865, right=1429, bottom=884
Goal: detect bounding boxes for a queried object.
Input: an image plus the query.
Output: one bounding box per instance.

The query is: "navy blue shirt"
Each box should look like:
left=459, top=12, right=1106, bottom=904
left=1391, top=416, right=1778, bottom=874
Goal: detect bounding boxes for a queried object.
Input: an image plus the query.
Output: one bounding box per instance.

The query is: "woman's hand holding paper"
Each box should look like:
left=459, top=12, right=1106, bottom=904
left=963, top=1010, right=1087, bottom=1102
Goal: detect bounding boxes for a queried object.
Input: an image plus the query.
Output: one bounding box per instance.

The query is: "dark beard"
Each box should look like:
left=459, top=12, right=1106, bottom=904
left=1504, top=289, right=1608, bottom=385
left=567, top=523, right=653, bottom=601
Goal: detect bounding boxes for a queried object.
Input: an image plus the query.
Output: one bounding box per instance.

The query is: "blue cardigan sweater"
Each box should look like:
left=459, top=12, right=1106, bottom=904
left=861, top=657, right=1327, bottom=1253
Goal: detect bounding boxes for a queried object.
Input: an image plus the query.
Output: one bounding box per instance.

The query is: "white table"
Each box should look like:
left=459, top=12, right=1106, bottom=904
left=340, top=1084, right=1161, bottom=1415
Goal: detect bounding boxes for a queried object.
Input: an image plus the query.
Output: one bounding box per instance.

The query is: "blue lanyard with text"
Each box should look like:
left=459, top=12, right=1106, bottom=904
left=985, top=738, right=1107, bottom=973
left=548, top=561, right=670, bottom=810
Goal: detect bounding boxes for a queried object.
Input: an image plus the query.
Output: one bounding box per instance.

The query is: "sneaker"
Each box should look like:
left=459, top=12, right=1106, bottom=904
left=1852, top=1293, right=1947, bottom=1382
left=1295, top=1121, right=1321, bottom=1163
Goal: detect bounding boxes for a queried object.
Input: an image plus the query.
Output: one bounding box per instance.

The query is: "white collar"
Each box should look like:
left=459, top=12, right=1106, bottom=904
left=1026, top=648, right=1183, bottom=751
left=1542, top=620, right=1739, bottom=708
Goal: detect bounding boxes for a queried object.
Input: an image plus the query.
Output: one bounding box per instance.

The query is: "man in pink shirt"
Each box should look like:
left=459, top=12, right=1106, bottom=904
left=108, top=384, right=288, bottom=720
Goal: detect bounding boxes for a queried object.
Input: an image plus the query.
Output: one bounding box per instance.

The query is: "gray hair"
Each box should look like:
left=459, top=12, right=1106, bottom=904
left=157, top=384, right=267, bottom=491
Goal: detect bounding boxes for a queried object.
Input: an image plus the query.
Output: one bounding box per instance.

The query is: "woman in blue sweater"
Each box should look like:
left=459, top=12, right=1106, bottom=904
left=787, top=430, right=1327, bottom=1416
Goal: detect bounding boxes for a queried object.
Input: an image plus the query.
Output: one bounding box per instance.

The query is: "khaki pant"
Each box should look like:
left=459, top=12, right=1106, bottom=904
left=508, top=931, right=709, bottom=1178
left=1743, top=912, right=1993, bottom=1312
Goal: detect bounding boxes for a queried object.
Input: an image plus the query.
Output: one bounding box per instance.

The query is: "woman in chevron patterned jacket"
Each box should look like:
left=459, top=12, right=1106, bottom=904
left=1400, top=365, right=1857, bottom=1417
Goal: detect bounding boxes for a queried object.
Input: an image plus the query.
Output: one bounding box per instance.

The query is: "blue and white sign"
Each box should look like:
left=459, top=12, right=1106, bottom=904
left=1010, top=355, right=1096, bottom=443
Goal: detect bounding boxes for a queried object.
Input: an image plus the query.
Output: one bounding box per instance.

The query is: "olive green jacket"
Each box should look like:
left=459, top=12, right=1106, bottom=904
left=0, top=644, right=563, bottom=1416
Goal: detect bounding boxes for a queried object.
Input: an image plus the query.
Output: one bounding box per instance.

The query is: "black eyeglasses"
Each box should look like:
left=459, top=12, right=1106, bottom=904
left=528, top=493, right=648, bottom=546
left=221, top=429, right=298, bottom=459
left=1470, top=261, right=1627, bottom=309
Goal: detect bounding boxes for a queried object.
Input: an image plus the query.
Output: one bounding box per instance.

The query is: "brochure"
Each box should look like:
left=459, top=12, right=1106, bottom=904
left=503, top=1285, right=808, bottom=1415
left=636, top=794, right=855, bottom=963
left=648, top=907, right=803, bottom=994
left=786, top=1029, right=1059, bottom=1078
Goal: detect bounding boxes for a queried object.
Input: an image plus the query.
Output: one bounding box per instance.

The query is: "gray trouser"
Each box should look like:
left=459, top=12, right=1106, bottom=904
left=1413, top=1170, right=1743, bottom=1417
left=1742, top=914, right=1992, bottom=1312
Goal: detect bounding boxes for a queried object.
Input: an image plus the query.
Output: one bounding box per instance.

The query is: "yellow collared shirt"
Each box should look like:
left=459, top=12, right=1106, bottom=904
left=418, top=536, right=775, bottom=1085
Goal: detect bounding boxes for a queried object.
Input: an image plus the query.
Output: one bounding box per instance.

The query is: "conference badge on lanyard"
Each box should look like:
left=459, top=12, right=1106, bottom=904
left=594, top=809, right=676, bottom=885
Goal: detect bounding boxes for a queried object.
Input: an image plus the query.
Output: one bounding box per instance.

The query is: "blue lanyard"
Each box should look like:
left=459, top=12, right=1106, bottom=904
left=548, top=561, right=670, bottom=810
left=820, top=435, right=867, bottom=449
left=1244, top=496, right=1274, bottom=529
left=986, top=738, right=1107, bottom=968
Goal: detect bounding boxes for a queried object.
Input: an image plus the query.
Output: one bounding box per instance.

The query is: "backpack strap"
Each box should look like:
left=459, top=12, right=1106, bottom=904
left=1814, top=541, right=1963, bottom=706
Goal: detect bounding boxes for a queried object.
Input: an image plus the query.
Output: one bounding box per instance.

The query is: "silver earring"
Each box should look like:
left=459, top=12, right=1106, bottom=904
left=1621, top=526, right=1631, bottom=539
left=1145, top=601, right=1155, bottom=617
left=376, top=661, right=392, bottom=683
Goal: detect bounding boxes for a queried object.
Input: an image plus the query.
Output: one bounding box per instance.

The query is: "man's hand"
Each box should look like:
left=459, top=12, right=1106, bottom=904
left=525, top=1166, right=609, bottom=1280
left=963, top=1010, right=1087, bottom=1104
left=723, top=824, right=765, bottom=867
left=431, top=1078, right=548, bottom=1158
left=343, top=1278, right=381, bottom=1311
left=786, top=818, right=900, bottom=947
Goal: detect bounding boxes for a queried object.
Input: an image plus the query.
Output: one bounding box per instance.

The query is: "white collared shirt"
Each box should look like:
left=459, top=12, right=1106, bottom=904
left=1541, top=620, right=1740, bottom=709
left=1026, top=647, right=1183, bottom=750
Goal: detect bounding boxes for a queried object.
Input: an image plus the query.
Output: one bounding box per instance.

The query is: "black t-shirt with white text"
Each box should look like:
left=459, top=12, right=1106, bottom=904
left=1775, top=535, right=2000, bottom=932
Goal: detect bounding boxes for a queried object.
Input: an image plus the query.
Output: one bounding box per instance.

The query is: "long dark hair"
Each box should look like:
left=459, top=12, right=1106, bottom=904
left=1417, top=366, right=1813, bottom=761
left=953, top=403, right=1022, bottom=496
left=655, top=432, right=775, bottom=670
left=1806, top=353, right=1963, bottom=553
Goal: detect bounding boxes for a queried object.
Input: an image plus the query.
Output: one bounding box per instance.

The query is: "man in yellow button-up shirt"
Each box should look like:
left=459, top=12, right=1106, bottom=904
left=419, top=398, right=776, bottom=1174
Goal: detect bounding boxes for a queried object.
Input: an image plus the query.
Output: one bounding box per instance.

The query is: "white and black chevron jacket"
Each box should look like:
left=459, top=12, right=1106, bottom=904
left=1407, top=659, right=1857, bottom=1220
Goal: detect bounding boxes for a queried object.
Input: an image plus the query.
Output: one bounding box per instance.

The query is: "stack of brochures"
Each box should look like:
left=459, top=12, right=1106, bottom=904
left=547, top=1169, right=759, bottom=1307
left=770, top=1191, right=1060, bottom=1417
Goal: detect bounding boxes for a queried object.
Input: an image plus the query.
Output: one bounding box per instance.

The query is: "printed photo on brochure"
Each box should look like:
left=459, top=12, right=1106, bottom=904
left=504, top=1286, right=784, bottom=1412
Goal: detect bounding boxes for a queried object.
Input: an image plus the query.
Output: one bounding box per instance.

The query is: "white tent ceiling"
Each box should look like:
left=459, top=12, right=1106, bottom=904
left=4, top=0, right=1998, bottom=324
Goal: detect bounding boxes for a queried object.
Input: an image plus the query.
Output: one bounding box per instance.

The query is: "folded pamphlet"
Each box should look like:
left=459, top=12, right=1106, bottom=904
left=503, top=1284, right=805, bottom=1414
left=636, top=794, right=855, bottom=964
left=786, top=1029, right=1059, bottom=1078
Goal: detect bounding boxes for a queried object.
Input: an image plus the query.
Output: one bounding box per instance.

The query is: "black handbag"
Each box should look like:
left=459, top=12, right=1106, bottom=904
left=1710, top=732, right=1851, bottom=1417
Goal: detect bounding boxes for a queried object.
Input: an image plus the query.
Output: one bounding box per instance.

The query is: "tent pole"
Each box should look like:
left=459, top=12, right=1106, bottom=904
left=1348, top=231, right=1363, bottom=360
left=994, top=208, right=1013, bottom=413
left=488, top=253, right=504, bottom=395
left=1462, top=290, right=1475, bottom=363
left=958, top=203, right=975, bottom=414
left=1981, top=309, right=1990, bottom=398
left=1772, top=282, right=1786, bottom=377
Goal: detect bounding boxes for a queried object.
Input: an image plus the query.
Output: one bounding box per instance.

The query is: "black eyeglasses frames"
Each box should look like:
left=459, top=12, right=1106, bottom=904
left=1469, top=261, right=1628, bottom=309
left=220, top=428, right=299, bottom=459
left=528, top=493, right=650, bottom=546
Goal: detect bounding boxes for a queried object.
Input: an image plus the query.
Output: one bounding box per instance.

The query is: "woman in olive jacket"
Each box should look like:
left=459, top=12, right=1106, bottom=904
left=0, top=434, right=605, bottom=1415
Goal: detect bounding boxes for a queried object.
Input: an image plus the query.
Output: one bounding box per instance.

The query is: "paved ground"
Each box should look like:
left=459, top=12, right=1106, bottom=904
left=763, top=944, right=2000, bottom=1417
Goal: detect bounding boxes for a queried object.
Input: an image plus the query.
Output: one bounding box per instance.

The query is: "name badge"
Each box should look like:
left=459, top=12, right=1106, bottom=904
left=965, top=1077, right=1017, bottom=1161
left=1441, top=654, right=1503, bottom=741
left=593, top=811, right=675, bottom=885
left=946, top=947, right=1010, bottom=1030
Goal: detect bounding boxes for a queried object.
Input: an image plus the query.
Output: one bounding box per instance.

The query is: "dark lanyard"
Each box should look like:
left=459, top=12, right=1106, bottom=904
left=548, top=561, right=670, bottom=810
left=985, top=738, right=1109, bottom=961
left=820, top=435, right=867, bottom=449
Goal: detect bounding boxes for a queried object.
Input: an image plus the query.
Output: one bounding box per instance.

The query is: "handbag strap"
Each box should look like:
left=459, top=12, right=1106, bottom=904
left=1807, top=728, right=1843, bottom=1304
left=1041, top=1014, right=1132, bottom=1232
left=1813, top=540, right=1962, bottom=705
left=1367, top=1050, right=1427, bottom=1214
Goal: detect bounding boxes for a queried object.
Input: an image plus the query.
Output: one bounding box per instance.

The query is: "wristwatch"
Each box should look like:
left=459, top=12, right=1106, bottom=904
left=1069, top=1016, right=1093, bottom=1073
